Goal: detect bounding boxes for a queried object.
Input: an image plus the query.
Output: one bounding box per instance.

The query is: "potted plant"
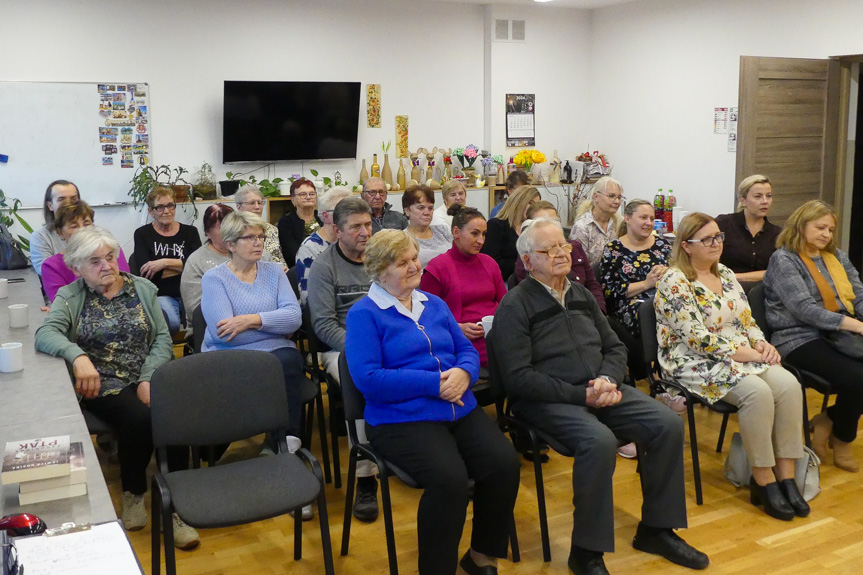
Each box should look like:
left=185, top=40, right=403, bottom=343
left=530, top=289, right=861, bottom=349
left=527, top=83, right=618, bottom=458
left=192, top=162, right=217, bottom=200
left=220, top=172, right=242, bottom=197
left=129, top=164, right=200, bottom=217
left=0, top=188, right=33, bottom=252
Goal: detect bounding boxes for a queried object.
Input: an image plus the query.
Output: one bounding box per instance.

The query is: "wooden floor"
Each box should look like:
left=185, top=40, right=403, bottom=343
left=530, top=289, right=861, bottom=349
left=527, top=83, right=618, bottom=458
left=103, top=383, right=863, bottom=574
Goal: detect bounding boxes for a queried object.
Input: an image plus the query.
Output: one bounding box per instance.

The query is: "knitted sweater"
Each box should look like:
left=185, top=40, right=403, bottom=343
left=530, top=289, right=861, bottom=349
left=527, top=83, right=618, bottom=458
left=29, top=225, right=65, bottom=276
left=345, top=288, right=480, bottom=426
left=200, top=261, right=301, bottom=352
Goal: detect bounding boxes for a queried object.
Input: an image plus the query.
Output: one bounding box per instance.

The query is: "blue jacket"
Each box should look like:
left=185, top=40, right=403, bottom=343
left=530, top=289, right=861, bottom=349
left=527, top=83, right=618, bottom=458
left=345, top=291, right=480, bottom=426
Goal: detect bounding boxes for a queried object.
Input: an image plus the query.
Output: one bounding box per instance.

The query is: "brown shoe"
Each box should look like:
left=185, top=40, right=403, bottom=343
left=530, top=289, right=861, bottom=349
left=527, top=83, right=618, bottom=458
left=809, top=413, right=832, bottom=462
left=829, top=435, right=859, bottom=472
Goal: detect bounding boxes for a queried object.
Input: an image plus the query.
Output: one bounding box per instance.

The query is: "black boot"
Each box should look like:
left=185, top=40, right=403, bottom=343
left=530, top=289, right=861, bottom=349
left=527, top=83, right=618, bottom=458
left=749, top=476, right=794, bottom=521
left=778, top=478, right=810, bottom=517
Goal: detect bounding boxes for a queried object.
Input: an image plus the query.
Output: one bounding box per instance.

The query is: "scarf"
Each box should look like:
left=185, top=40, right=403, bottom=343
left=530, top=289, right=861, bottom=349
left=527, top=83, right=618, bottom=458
left=798, top=251, right=856, bottom=315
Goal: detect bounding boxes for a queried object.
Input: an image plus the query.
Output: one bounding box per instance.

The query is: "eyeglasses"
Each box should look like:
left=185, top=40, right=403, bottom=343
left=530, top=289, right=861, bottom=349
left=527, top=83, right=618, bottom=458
left=241, top=200, right=265, bottom=207
left=596, top=191, right=625, bottom=203
left=534, top=243, right=574, bottom=258
left=686, top=232, right=725, bottom=247
left=294, top=193, right=317, bottom=199
left=364, top=190, right=387, bottom=197
left=237, top=234, right=267, bottom=244
left=153, top=203, right=176, bottom=213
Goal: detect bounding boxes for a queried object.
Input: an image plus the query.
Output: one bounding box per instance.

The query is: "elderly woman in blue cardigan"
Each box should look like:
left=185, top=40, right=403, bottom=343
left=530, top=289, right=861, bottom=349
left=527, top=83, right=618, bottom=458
left=345, top=229, right=520, bottom=575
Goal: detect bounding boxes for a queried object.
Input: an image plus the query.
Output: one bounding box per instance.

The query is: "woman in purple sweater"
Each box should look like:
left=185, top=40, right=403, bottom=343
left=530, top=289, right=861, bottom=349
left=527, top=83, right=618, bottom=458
left=421, top=205, right=506, bottom=367
left=200, top=211, right=307, bottom=445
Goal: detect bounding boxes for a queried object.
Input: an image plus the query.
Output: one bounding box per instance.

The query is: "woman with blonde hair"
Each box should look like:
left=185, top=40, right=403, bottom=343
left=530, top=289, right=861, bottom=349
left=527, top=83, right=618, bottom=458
left=715, top=174, right=781, bottom=283
left=656, top=212, right=807, bottom=520
left=570, top=176, right=624, bottom=265
left=764, top=200, right=863, bottom=472
left=481, top=185, right=541, bottom=280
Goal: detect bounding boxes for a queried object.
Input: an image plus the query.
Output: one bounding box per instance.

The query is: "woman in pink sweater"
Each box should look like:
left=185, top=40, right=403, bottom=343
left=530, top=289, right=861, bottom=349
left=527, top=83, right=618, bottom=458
left=421, top=205, right=506, bottom=367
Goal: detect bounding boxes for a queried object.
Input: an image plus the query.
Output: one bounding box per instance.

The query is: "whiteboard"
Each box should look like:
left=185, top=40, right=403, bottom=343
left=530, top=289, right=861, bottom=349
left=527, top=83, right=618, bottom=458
left=0, top=81, right=151, bottom=208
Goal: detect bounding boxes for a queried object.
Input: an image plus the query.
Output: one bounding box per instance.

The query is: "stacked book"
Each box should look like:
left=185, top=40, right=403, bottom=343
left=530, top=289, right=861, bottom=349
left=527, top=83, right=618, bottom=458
left=1, top=435, right=87, bottom=504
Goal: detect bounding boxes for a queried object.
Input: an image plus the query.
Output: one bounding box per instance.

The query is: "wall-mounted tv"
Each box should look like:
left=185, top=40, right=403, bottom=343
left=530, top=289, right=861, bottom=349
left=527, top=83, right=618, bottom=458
left=223, top=80, right=361, bottom=163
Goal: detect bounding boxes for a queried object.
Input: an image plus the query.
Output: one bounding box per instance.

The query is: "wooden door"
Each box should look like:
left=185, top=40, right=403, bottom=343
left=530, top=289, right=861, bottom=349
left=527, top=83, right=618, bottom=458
left=736, top=56, right=841, bottom=225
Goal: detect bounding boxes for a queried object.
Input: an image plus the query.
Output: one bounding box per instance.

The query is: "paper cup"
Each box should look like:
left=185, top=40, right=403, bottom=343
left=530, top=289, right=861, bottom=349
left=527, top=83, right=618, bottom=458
left=480, top=315, right=495, bottom=336
left=0, top=342, right=23, bottom=373
left=0, top=278, right=7, bottom=299
left=8, top=304, right=29, bottom=328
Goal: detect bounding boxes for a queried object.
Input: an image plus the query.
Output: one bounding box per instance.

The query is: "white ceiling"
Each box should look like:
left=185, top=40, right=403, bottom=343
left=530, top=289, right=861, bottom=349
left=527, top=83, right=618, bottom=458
left=424, top=0, right=643, bottom=9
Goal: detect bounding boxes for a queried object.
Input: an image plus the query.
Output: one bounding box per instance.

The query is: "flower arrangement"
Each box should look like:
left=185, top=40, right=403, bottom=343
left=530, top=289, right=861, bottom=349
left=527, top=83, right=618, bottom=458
left=513, top=149, right=546, bottom=172
left=454, top=144, right=479, bottom=170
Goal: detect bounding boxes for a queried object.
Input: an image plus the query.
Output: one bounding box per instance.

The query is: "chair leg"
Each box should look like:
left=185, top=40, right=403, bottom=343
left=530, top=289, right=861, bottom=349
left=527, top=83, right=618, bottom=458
left=315, top=390, right=332, bottom=484
left=530, top=431, right=551, bottom=563
left=151, top=488, right=162, bottom=575
left=294, top=505, right=303, bottom=560
left=304, top=401, right=315, bottom=447
left=340, top=447, right=359, bottom=556
left=162, top=498, right=177, bottom=575
left=379, top=473, right=400, bottom=575
left=716, top=413, right=730, bottom=453
left=802, top=387, right=812, bottom=448
left=686, top=404, right=703, bottom=505
left=821, top=393, right=830, bottom=414
left=316, top=485, right=336, bottom=575
left=329, top=390, right=342, bottom=489
left=509, top=512, right=520, bottom=563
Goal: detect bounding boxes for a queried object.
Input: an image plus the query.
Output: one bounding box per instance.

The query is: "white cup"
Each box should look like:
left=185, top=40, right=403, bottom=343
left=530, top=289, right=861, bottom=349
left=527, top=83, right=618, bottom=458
left=479, top=315, right=495, bottom=336
left=0, top=342, right=23, bottom=373
left=0, top=278, right=7, bottom=299
left=8, top=304, right=28, bottom=328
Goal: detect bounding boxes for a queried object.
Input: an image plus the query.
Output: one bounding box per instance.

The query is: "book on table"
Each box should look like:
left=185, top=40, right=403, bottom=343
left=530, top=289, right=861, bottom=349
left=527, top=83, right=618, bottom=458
left=19, top=442, right=86, bottom=494
left=1, top=435, right=71, bottom=484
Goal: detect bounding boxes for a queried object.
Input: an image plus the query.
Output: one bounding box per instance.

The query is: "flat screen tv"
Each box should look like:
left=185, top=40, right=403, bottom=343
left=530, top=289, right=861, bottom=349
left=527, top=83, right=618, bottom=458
left=223, top=80, right=361, bottom=163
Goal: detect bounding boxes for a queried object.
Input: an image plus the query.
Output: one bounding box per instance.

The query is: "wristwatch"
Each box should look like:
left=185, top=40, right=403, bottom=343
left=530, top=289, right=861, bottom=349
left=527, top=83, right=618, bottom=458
left=596, top=374, right=617, bottom=385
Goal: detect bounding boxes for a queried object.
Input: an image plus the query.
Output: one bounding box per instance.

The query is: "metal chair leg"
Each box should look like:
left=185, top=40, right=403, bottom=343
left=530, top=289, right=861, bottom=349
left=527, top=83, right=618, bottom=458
left=315, top=390, right=332, bottom=484
left=686, top=403, right=703, bottom=505
left=294, top=505, right=303, bottom=560
left=340, top=447, right=359, bottom=556
left=151, top=487, right=162, bottom=575
left=716, top=413, right=730, bottom=453
left=802, top=388, right=812, bottom=448
left=530, top=431, right=552, bottom=563
left=509, top=512, right=520, bottom=563
left=379, top=474, right=400, bottom=575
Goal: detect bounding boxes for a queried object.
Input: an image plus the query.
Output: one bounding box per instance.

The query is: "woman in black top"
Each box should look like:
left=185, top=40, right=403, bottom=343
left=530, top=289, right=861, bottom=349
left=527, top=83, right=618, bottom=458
left=715, top=174, right=781, bottom=283
left=277, top=178, right=323, bottom=265
left=481, top=185, right=540, bottom=281
left=132, top=186, right=202, bottom=333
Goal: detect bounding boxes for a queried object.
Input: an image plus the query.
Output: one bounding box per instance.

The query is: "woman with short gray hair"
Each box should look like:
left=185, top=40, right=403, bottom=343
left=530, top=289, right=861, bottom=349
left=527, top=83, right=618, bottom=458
left=235, top=184, right=285, bottom=264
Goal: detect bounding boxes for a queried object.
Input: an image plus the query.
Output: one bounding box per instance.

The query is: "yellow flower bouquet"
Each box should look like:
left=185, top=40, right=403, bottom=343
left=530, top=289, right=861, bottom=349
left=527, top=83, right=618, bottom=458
left=513, top=149, right=546, bottom=172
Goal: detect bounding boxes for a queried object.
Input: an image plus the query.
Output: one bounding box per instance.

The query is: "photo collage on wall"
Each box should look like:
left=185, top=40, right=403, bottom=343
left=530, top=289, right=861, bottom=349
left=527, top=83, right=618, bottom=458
left=97, top=83, right=149, bottom=168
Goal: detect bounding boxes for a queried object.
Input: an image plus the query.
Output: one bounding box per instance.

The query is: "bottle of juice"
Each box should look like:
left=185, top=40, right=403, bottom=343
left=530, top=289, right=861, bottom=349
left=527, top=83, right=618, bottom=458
left=654, top=189, right=665, bottom=223
left=664, top=189, right=676, bottom=231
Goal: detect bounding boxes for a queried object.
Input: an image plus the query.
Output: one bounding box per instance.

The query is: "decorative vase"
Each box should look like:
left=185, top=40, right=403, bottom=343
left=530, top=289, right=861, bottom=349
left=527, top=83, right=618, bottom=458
left=496, top=164, right=505, bottom=184
left=359, top=159, right=369, bottom=184
left=487, top=174, right=497, bottom=186
left=172, top=184, right=191, bottom=202
left=381, top=153, right=393, bottom=186
left=462, top=167, right=476, bottom=187
left=411, top=156, right=420, bottom=182
left=371, top=154, right=380, bottom=178
left=397, top=160, right=406, bottom=190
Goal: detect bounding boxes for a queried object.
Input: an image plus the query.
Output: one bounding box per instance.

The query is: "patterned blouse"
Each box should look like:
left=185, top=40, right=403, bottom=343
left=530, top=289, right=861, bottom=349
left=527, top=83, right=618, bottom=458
left=76, top=275, right=151, bottom=397
left=655, top=265, right=769, bottom=403
left=263, top=222, right=285, bottom=264
left=570, top=211, right=618, bottom=266
left=600, top=236, right=672, bottom=337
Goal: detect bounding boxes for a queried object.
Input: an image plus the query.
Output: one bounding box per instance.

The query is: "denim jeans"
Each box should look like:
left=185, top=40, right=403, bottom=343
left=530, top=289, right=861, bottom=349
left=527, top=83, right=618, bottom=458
left=158, top=295, right=183, bottom=333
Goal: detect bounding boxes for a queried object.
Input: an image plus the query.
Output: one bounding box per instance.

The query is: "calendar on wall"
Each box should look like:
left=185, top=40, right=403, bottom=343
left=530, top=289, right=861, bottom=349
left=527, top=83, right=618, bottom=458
left=505, top=93, right=535, bottom=147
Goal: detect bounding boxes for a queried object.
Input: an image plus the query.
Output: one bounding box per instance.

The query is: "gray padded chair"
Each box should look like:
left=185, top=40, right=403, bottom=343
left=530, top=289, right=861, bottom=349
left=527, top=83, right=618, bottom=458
left=149, top=350, right=334, bottom=575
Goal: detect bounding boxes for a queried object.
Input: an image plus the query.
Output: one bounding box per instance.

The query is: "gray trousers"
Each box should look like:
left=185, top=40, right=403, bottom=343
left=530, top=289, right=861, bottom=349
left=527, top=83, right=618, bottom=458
left=513, top=384, right=687, bottom=553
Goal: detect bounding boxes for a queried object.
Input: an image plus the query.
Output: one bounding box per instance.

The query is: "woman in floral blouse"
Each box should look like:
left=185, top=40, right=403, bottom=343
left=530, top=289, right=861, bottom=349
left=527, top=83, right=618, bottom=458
left=600, top=199, right=671, bottom=339
left=655, top=212, right=807, bottom=521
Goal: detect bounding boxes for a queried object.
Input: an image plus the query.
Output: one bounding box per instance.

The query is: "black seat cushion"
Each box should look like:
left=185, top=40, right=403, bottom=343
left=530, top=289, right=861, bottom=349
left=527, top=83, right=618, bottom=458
left=165, top=453, right=320, bottom=528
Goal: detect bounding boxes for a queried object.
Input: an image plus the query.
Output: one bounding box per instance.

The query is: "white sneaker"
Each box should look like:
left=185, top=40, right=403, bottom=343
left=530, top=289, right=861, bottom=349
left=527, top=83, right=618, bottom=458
left=286, top=435, right=302, bottom=454
left=171, top=513, right=200, bottom=550
left=121, top=491, right=147, bottom=531
left=658, top=393, right=687, bottom=414
left=617, top=442, right=637, bottom=459
left=291, top=504, right=314, bottom=521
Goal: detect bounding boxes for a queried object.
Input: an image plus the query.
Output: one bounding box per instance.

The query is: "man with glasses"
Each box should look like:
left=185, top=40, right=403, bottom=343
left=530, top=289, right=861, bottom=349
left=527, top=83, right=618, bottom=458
left=491, top=218, right=708, bottom=575
left=31, top=179, right=81, bottom=276
left=295, top=186, right=352, bottom=305
left=361, top=177, right=407, bottom=234
left=307, top=196, right=380, bottom=523
left=132, top=186, right=202, bottom=333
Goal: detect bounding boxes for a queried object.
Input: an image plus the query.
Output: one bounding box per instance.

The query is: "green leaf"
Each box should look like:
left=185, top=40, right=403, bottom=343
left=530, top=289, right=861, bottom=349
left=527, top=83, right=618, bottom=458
left=310, top=169, right=319, bottom=177
left=14, top=212, right=33, bottom=233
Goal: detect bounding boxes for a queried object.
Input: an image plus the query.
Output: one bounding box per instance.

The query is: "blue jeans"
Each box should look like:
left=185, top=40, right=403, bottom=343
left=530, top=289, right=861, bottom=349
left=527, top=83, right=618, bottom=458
left=158, top=296, right=183, bottom=334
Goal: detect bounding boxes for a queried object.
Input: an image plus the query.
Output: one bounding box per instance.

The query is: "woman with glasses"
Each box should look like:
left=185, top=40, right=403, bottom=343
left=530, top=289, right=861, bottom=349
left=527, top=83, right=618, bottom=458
left=656, top=213, right=806, bottom=521
left=403, top=185, right=452, bottom=267
left=201, top=211, right=308, bottom=450
left=277, top=178, right=322, bottom=266
left=132, top=186, right=202, bottom=333
left=570, top=176, right=624, bottom=266
left=235, top=184, right=285, bottom=265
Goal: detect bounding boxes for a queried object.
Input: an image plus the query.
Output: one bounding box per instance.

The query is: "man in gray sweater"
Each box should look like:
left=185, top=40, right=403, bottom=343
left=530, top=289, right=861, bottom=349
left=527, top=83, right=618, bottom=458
left=306, top=196, right=379, bottom=523
left=491, top=218, right=708, bottom=575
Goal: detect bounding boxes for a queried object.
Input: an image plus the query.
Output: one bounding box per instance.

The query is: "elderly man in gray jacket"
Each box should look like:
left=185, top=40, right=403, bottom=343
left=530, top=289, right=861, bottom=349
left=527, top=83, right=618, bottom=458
left=491, top=217, right=708, bottom=575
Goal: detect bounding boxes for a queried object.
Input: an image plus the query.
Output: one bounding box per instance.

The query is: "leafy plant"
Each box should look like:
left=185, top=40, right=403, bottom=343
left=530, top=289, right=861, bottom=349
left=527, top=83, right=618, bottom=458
left=0, top=188, right=33, bottom=251
left=129, top=164, right=199, bottom=218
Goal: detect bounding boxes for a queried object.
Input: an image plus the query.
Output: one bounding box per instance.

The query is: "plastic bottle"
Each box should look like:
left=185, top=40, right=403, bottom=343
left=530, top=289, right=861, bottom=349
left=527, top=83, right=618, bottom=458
left=653, top=188, right=665, bottom=223
left=664, top=189, right=676, bottom=231
left=563, top=160, right=573, bottom=184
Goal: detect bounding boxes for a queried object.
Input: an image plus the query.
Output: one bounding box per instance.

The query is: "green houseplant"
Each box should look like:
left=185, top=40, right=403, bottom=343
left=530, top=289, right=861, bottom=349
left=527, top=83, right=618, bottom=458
left=0, top=188, right=33, bottom=252
left=192, top=162, right=218, bottom=200
left=129, top=165, right=200, bottom=217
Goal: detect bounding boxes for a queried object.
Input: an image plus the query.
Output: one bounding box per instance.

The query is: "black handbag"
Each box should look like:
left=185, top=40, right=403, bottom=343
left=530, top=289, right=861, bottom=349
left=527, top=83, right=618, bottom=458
left=0, top=224, right=29, bottom=270
left=822, top=311, right=863, bottom=359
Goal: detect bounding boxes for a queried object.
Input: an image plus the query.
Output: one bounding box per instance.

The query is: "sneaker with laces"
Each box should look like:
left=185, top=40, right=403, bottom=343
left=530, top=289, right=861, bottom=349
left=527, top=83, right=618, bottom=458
left=121, top=491, right=147, bottom=531
left=171, top=513, right=201, bottom=550
left=657, top=393, right=687, bottom=414
left=353, top=477, right=379, bottom=522
left=617, top=442, right=638, bottom=459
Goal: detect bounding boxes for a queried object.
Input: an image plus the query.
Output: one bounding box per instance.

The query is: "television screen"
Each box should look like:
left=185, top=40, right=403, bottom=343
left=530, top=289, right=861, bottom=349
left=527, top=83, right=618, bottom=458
left=223, top=80, right=361, bottom=163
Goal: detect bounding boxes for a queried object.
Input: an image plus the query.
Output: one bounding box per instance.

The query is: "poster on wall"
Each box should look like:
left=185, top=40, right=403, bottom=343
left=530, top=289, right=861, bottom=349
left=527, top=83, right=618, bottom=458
left=728, top=106, right=738, bottom=152
left=367, top=84, right=381, bottom=128
left=97, top=82, right=149, bottom=168
left=395, top=115, right=409, bottom=158
left=506, top=94, right=535, bottom=147
left=714, top=107, right=729, bottom=134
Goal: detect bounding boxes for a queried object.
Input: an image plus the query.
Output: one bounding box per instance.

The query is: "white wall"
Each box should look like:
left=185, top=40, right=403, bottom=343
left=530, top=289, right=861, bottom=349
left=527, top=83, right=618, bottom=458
left=588, top=0, right=863, bottom=218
